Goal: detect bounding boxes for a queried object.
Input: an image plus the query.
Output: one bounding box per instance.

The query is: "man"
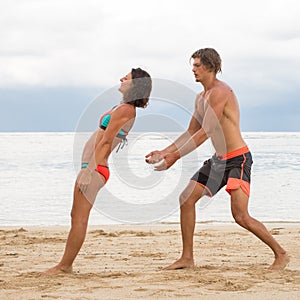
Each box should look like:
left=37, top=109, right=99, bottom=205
left=145, top=48, right=289, bottom=270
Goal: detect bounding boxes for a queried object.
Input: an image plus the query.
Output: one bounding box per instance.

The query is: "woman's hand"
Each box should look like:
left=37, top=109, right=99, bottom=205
left=77, top=168, right=93, bottom=193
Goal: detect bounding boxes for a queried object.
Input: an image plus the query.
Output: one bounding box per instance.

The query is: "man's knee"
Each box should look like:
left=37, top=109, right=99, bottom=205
left=232, top=212, right=251, bottom=228
left=179, top=192, right=194, bottom=207
left=179, top=185, right=203, bottom=207
left=231, top=188, right=252, bottom=228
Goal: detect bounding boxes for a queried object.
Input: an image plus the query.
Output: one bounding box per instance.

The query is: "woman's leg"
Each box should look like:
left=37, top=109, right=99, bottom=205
left=43, top=171, right=105, bottom=275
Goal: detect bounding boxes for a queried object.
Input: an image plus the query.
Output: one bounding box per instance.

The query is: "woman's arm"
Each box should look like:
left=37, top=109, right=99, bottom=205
left=77, top=104, right=135, bottom=192
left=88, top=104, right=135, bottom=168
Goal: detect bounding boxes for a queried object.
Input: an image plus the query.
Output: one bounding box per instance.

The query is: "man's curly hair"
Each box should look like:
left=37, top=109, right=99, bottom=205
left=191, top=48, right=222, bottom=74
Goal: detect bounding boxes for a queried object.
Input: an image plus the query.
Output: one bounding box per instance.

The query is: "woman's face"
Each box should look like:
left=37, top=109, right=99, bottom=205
left=119, top=72, right=133, bottom=94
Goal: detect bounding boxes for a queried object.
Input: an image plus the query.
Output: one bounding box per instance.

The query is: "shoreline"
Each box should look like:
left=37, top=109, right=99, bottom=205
left=1, top=220, right=300, bottom=232
left=1, top=222, right=300, bottom=299
left=1, top=219, right=300, bottom=227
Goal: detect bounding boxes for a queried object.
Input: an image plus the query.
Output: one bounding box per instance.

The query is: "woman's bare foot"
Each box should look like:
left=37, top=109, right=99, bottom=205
left=163, top=258, right=195, bottom=270
left=41, top=265, right=73, bottom=276
left=268, top=253, right=290, bottom=271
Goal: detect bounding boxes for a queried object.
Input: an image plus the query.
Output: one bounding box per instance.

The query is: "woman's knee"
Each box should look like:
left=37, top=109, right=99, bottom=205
left=70, top=209, right=89, bottom=228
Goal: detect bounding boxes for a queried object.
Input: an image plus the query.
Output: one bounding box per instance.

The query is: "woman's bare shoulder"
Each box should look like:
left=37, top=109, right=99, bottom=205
left=113, top=103, right=135, bottom=117
left=114, top=103, right=135, bottom=113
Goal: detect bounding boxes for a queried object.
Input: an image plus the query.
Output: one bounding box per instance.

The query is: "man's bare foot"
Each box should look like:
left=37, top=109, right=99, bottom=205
left=268, top=253, right=290, bottom=271
left=41, top=265, right=73, bottom=276
left=163, top=258, right=195, bottom=270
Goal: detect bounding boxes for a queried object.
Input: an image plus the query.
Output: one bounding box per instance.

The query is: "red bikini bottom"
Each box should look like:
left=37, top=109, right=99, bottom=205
left=95, top=165, right=110, bottom=182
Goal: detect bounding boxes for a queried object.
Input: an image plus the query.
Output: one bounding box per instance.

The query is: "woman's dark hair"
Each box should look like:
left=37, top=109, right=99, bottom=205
left=123, top=68, right=152, bottom=108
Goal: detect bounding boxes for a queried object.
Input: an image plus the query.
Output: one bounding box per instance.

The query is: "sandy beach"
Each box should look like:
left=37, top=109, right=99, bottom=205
left=0, top=223, right=299, bottom=300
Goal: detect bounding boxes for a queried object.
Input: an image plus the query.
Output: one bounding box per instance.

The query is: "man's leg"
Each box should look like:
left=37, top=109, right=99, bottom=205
left=164, top=181, right=206, bottom=270
left=230, top=187, right=289, bottom=270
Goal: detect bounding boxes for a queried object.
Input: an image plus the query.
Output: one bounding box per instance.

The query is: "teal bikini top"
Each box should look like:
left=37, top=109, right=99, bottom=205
left=100, top=113, right=127, bottom=138
left=99, top=108, right=128, bottom=153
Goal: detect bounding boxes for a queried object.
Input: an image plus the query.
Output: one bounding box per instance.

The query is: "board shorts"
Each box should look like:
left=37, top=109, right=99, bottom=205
left=191, top=146, right=253, bottom=197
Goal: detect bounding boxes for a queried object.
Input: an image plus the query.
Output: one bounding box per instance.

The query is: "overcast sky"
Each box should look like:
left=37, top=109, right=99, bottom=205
left=0, top=0, right=299, bottom=131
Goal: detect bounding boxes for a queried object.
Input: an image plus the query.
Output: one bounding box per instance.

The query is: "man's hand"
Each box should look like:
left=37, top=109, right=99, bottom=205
left=77, top=168, right=93, bottom=193
left=153, top=152, right=179, bottom=171
left=145, top=150, right=179, bottom=171
left=145, top=150, right=165, bottom=164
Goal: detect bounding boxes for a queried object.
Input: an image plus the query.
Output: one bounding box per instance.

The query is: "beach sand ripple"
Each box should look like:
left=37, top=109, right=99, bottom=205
left=0, top=223, right=300, bottom=299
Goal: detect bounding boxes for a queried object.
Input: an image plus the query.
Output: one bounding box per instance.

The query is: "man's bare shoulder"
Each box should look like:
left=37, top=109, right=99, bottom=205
left=207, top=81, right=235, bottom=103
left=212, top=81, right=233, bottom=94
left=196, top=90, right=204, bottom=98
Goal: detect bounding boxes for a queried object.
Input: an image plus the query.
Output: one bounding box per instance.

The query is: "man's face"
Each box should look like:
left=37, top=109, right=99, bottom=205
left=192, top=58, right=205, bottom=82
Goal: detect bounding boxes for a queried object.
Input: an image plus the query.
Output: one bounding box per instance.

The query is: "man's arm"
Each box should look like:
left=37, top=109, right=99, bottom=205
left=178, top=89, right=226, bottom=157
left=145, top=100, right=202, bottom=163
left=165, top=114, right=202, bottom=152
left=154, top=89, right=228, bottom=170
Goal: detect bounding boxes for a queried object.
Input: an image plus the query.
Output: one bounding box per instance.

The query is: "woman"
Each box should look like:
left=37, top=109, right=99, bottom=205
left=44, top=68, right=152, bottom=275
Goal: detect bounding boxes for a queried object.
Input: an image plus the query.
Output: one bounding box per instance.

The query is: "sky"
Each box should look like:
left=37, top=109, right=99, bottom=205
left=0, top=0, right=299, bottom=132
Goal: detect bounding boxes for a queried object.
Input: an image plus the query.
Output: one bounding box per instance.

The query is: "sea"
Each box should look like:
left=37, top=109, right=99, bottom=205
left=0, top=132, right=300, bottom=226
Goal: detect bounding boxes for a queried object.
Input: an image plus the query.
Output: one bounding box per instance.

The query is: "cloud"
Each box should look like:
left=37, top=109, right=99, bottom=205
left=0, top=0, right=299, bottom=110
